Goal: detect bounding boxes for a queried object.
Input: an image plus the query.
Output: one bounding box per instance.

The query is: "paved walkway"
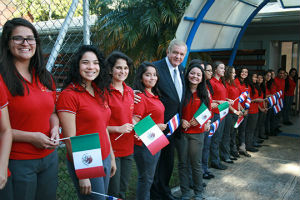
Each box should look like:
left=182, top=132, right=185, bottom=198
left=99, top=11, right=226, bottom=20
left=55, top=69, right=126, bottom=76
left=173, top=115, right=300, bottom=200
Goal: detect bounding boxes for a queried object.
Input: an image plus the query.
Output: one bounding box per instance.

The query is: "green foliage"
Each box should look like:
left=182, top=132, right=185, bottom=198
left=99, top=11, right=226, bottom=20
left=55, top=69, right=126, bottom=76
left=13, top=0, right=83, bottom=21
left=94, top=0, right=191, bottom=65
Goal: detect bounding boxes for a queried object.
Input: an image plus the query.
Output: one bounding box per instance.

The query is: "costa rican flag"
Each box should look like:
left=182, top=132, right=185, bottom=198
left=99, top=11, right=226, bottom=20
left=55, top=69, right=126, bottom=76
left=275, top=90, right=283, bottom=99
left=167, top=113, right=180, bottom=135
left=279, top=98, right=284, bottom=109
left=209, top=119, right=220, bottom=137
left=267, top=95, right=277, bottom=106
left=273, top=104, right=281, bottom=114
left=239, top=91, right=248, bottom=103
left=245, top=98, right=251, bottom=109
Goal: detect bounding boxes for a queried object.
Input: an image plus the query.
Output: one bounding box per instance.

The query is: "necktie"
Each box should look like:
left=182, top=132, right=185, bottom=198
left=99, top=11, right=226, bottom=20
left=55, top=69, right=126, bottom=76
left=173, top=68, right=182, bottom=101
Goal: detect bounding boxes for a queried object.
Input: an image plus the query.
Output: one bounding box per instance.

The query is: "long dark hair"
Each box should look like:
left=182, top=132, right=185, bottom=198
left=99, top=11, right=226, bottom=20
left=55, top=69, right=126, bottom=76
left=236, top=66, right=249, bottom=87
left=63, top=45, right=109, bottom=96
left=0, top=18, right=54, bottom=96
left=184, top=62, right=209, bottom=108
left=225, top=66, right=237, bottom=87
left=257, top=73, right=266, bottom=98
left=285, top=68, right=298, bottom=92
left=266, top=70, right=274, bottom=91
left=133, top=61, right=160, bottom=96
left=204, top=61, right=214, bottom=95
left=249, top=72, right=261, bottom=96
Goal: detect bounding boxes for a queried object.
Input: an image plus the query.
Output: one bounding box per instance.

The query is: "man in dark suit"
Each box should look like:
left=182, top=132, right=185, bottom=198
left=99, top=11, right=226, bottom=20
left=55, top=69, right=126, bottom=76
left=150, top=39, right=187, bottom=200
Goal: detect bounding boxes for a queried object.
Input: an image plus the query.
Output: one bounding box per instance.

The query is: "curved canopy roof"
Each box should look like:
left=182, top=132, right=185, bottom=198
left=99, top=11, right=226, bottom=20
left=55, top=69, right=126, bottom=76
left=175, top=0, right=297, bottom=66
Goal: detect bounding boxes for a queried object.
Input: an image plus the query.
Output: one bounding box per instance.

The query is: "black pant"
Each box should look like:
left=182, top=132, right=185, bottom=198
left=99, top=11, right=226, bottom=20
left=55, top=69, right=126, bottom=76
left=151, top=133, right=178, bottom=200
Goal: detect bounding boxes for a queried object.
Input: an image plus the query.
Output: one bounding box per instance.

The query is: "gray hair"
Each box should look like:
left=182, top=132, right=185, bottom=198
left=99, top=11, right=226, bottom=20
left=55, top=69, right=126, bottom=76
left=167, top=39, right=187, bottom=53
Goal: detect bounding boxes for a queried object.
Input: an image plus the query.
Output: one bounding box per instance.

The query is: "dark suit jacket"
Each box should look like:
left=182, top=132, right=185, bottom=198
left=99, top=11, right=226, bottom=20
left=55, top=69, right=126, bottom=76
left=153, top=58, right=186, bottom=125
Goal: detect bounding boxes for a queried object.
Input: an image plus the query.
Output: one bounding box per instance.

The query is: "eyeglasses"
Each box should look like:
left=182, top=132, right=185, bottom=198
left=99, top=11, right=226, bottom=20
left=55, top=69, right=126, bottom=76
left=11, top=36, right=36, bottom=45
left=205, top=70, right=213, bottom=73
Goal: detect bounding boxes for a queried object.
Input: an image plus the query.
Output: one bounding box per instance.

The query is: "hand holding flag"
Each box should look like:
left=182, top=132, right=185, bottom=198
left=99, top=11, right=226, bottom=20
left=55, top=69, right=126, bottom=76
left=209, top=119, right=220, bottom=137
left=234, top=115, right=244, bottom=128
left=218, top=102, right=229, bottom=120
left=244, top=98, right=251, bottom=110
left=238, top=91, right=248, bottom=103
left=194, top=103, right=212, bottom=126
left=167, top=113, right=180, bottom=135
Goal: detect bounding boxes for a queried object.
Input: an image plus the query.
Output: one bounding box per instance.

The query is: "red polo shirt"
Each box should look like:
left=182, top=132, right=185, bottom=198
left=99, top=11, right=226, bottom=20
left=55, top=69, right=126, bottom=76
left=210, top=77, right=227, bottom=114
left=56, top=83, right=111, bottom=160
left=226, top=82, right=240, bottom=113
left=0, top=83, right=10, bottom=176
left=0, top=75, right=56, bottom=160
left=133, top=90, right=165, bottom=146
left=286, top=78, right=296, bottom=96
left=248, top=87, right=260, bottom=114
left=106, top=82, right=134, bottom=157
left=182, top=92, right=210, bottom=134
left=274, top=77, right=285, bottom=98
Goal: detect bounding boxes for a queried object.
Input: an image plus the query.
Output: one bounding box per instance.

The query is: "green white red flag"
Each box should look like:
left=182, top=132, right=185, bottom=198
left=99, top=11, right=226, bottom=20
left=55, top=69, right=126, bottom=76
left=218, top=102, right=229, bottom=120
left=194, top=103, right=212, bottom=126
left=70, top=133, right=105, bottom=179
left=134, top=115, right=169, bottom=155
left=234, top=115, right=244, bottom=128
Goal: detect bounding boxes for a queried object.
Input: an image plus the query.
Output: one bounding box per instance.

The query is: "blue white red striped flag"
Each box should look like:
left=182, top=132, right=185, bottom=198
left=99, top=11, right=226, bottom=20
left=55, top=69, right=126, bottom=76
left=238, top=91, right=248, bottom=103
left=267, top=95, right=277, bottom=106
left=273, top=103, right=281, bottom=114
left=167, top=113, right=180, bottom=135
left=279, top=98, right=284, bottom=109
left=275, top=90, right=283, bottom=99
left=209, top=119, right=220, bottom=137
left=245, top=98, right=251, bottom=109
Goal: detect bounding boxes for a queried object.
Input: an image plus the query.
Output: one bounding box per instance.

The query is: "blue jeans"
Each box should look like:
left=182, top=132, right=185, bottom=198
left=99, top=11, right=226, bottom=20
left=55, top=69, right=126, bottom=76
left=67, top=154, right=111, bottom=200
left=177, top=133, right=204, bottom=199
left=202, top=131, right=211, bottom=173
left=8, top=150, right=58, bottom=200
left=108, top=154, right=133, bottom=199
left=134, top=144, right=160, bottom=200
left=210, top=114, right=226, bottom=166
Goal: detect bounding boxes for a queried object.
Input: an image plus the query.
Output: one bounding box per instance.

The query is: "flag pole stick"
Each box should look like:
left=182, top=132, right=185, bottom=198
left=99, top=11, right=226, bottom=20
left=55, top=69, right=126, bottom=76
left=114, top=133, right=125, bottom=141
left=91, top=191, right=121, bottom=199
left=56, top=137, right=70, bottom=141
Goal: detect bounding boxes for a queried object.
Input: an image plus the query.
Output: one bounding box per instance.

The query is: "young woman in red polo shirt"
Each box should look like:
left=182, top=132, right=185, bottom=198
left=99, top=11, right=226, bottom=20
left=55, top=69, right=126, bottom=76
left=0, top=18, right=59, bottom=200
left=132, top=61, right=166, bottom=200
left=57, top=45, right=116, bottom=200
left=209, top=61, right=229, bottom=170
left=178, top=61, right=210, bottom=200
left=220, top=66, right=242, bottom=163
left=105, top=51, right=135, bottom=199
left=245, top=73, right=264, bottom=153
left=283, top=68, right=298, bottom=125
left=235, top=67, right=251, bottom=157
left=0, top=84, right=12, bottom=200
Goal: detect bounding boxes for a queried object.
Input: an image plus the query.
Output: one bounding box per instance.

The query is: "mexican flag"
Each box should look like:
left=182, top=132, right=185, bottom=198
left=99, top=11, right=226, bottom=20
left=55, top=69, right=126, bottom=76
left=134, top=115, right=169, bottom=155
left=194, top=103, right=211, bottom=126
left=218, top=102, right=229, bottom=120
left=234, top=115, right=244, bottom=128
left=70, top=133, right=105, bottom=179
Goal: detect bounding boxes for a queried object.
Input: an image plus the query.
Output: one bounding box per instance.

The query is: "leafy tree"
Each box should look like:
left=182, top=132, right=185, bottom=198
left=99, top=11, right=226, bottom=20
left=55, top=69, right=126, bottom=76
left=94, top=0, right=191, bottom=64
left=13, top=0, right=83, bottom=21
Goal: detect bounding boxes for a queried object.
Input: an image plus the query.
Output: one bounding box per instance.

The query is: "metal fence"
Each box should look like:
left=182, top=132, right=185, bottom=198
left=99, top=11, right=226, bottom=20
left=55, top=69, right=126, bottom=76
left=0, top=0, right=99, bottom=199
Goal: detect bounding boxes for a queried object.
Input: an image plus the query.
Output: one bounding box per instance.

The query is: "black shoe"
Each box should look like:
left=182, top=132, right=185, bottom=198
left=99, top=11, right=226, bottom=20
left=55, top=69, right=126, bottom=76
left=231, top=151, right=240, bottom=158
left=259, top=135, right=268, bottom=140
left=223, top=158, right=234, bottom=164
left=203, top=173, right=211, bottom=179
left=246, top=147, right=259, bottom=152
left=257, top=139, right=264, bottom=143
left=207, top=171, right=215, bottom=178
left=239, top=150, right=251, bottom=157
left=275, top=128, right=282, bottom=133
left=203, top=182, right=207, bottom=187
left=283, top=121, right=293, bottom=125
left=230, top=156, right=237, bottom=160
left=253, top=143, right=262, bottom=148
left=211, top=163, right=228, bottom=170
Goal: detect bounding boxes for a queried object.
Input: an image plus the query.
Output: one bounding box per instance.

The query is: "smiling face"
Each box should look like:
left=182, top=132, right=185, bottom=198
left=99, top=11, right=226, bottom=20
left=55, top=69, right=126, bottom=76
left=167, top=44, right=187, bottom=67
left=257, top=75, right=263, bottom=84
left=205, top=65, right=213, bottom=80
left=215, top=64, right=225, bottom=77
left=79, top=51, right=100, bottom=84
left=231, top=68, right=236, bottom=80
left=240, top=68, right=248, bottom=79
left=9, top=26, right=36, bottom=63
left=188, top=67, right=202, bottom=87
left=112, top=58, right=129, bottom=83
left=142, top=66, right=158, bottom=90
left=252, top=73, right=258, bottom=83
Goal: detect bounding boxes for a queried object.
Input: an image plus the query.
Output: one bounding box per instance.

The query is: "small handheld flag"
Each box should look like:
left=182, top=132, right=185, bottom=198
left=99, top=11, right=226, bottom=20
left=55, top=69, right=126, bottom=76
left=273, top=103, right=281, bottom=114
left=245, top=98, right=251, bottom=110
left=238, top=91, right=248, bottom=103
left=279, top=98, right=284, bottom=109
left=234, top=115, right=244, bottom=128
left=70, top=133, right=105, bottom=179
left=218, top=102, right=229, bottom=120
left=267, top=95, right=277, bottom=106
left=275, top=90, right=283, bottom=99
left=209, top=119, right=220, bottom=137
left=134, top=115, right=169, bottom=155
left=194, top=103, right=212, bottom=126
left=167, top=113, right=180, bottom=135
left=91, top=191, right=122, bottom=200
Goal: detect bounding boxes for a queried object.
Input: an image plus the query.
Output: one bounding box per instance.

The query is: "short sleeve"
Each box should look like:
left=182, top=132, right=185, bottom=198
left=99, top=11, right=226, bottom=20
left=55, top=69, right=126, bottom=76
left=56, top=89, right=79, bottom=115
left=0, top=83, right=8, bottom=109
left=133, top=94, right=146, bottom=119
